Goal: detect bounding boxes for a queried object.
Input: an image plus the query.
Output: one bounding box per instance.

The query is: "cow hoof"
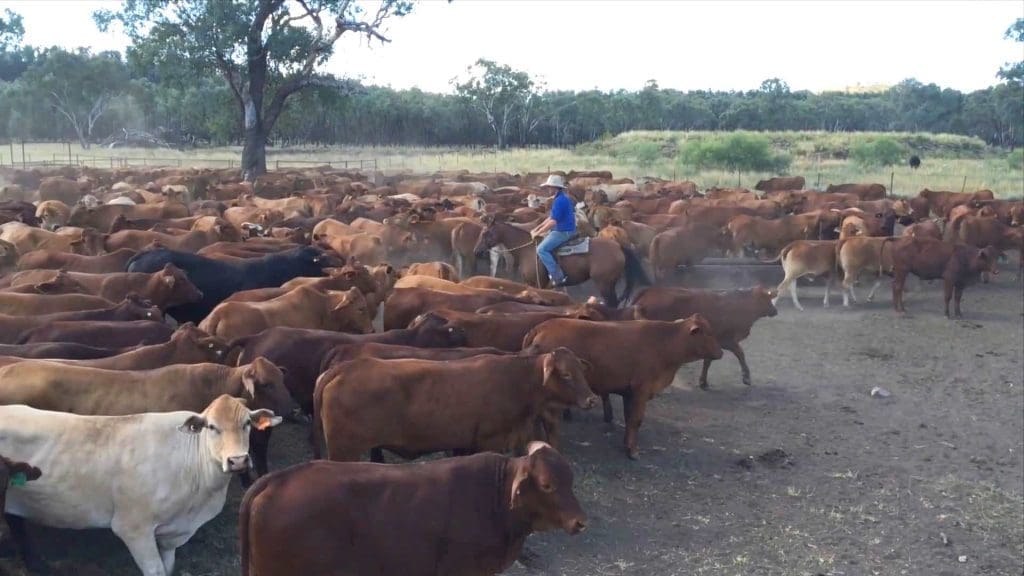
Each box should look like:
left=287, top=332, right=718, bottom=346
left=626, top=448, right=640, bottom=460
left=796, top=305, right=805, bottom=312
left=742, top=376, right=752, bottom=386
left=698, top=381, right=710, bottom=390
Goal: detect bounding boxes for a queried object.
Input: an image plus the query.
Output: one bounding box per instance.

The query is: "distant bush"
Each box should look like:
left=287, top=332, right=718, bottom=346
left=1008, top=149, right=1023, bottom=171
left=850, top=137, right=908, bottom=167
left=676, top=132, right=791, bottom=173
left=625, top=140, right=662, bottom=168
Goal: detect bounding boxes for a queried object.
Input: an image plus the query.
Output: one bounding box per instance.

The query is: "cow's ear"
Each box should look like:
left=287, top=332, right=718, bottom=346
left=688, top=322, right=702, bottom=335
left=162, top=273, right=176, bottom=287
left=249, top=409, right=283, bottom=431
left=509, top=458, right=532, bottom=510
left=178, top=415, right=207, bottom=434
left=241, top=366, right=257, bottom=395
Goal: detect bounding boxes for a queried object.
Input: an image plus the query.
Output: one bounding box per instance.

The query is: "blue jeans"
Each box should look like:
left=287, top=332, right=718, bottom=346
left=537, top=230, right=574, bottom=282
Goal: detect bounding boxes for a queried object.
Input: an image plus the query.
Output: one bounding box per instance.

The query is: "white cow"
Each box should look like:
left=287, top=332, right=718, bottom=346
left=0, top=395, right=281, bottom=576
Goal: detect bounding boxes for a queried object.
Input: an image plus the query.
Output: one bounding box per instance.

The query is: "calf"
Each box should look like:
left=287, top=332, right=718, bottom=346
left=0, top=396, right=281, bottom=574
left=766, top=240, right=839, bottom=310
left=523, top=314, right=722, bottom=459
left=885, top=237, right=1000, bottom=318
left=314, top=348, right=596, bottom=461
left=239, top=444, right=585, bottom=576
left=727, top=212, right=823, bottom=257
left=631, top=286, right=777, bottom=390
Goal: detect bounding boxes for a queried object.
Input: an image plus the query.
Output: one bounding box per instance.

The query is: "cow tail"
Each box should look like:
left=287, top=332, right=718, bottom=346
left=522, top=324, right=542, bottom=350
left=238, top=472, right=271, bottom=576
left=759, top=243, right=789, bottom=264
left=311, top=375, right=327, bottom=460
left=834, top=238, right=847, bottom=281
left=946, top=213, right=967, bottom=243
left=619, top=246, right=651, bottom=307
left=878, top=237, right=896, bottom=276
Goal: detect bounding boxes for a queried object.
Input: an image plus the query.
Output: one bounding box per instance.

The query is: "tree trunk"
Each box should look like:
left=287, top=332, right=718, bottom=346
left=242, top=125, right=267, bottom=181
left=74, top=124, right=89, bottom=150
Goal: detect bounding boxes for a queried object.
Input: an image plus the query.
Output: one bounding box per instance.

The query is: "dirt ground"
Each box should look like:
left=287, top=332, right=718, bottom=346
left=2, top=262, right=1022, bottom=576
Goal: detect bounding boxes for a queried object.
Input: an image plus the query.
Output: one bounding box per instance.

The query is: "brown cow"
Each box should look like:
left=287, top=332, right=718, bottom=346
left=383, top=286, right=547, bottom=331
left=0, top=292, right=116, bottom=316
left=0, top=356, right=298, bottom=419
left=200, top=286, right=372, bottom=342
left=8, top=264, right=202, bottom=311
left=402, top=261, right=459, bottom=281
left=947, top=215, right=1022, bottom=280
left=16, top=248, right=137, bottom=273
left=422, top=309, right=587, bottom=351
left=918, top=188, right=995, bottom=218
left=0, top=270, right=89, bottom=295
left=459, top=276, right=574, bottom=305
left=825, top=183, right=886, bottom=200
left=17, top=320, right=174, bottom=348
left=523, top=314, right=722, bottom=459
left=754, top=176, right=805, bottom=193
left=0, top=224, right=106, bottom=256
left=0, top=323, right=232, bottom=370
left=884, top=237, right=1001, bottom=317
left=104, top=218, right=240, bottom=253
left=232, top=313, right=469, bottom=477
left=902, top=220, right=943, bottom=240
left=318, top=342, right=509, bottom=372
left=35, top=200, right=70, bottom=230
left=223, top=265, right=379, bottom=308
left=727, top=212, right=824, bottom=257
left=631, top=286, right=777, bottom=390
left=67, top=201, right=190, bottom=231
left=238, top=444, right=586, bottom=576
left=313, top=348, right=596, bottom=460
left=649, top=222, right=726, bottom=280
left=0, top=296, right=161, bottom=345
left=764, top=240, right=839, bottom=310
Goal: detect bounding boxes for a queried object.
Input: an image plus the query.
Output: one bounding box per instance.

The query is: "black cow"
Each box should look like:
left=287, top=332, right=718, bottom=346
left=125, top=246, right=342, bottom=323
left=232, top=312, right=469, bottom=478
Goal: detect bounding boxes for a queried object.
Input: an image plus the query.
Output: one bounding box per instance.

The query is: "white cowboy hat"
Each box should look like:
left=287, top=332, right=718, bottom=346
left=540, top=174, right=566, bottom=190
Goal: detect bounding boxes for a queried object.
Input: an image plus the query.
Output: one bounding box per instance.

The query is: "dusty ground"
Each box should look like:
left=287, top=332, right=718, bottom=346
left=2, top=262, right=1022, bottom=576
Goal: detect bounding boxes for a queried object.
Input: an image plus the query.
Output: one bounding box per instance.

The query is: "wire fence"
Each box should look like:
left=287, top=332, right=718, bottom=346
left=0, top=141, right=378, bottom=172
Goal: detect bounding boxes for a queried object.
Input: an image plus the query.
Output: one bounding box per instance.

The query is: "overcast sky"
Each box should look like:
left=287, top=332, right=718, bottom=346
left=2, top=0, right=1021, bottom=94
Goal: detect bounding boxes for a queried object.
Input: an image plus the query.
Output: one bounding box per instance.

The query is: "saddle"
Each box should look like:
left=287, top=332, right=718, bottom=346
left=555, top=235, right=590, bottom=256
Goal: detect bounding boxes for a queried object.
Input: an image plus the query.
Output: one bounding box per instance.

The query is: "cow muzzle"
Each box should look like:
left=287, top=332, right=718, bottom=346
left=224, top=454, right=251, bottom=473
left=564, top=516, right=587, bottom=535
left=579, top=394, right=599, bottom=410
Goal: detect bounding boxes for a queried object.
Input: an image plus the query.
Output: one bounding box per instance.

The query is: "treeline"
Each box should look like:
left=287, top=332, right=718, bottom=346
left=0, top=46, right=1021, bottom=150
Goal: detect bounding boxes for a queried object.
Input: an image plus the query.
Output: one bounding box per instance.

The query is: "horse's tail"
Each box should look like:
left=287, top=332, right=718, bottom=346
left=619, top=246, right=651, bottom=307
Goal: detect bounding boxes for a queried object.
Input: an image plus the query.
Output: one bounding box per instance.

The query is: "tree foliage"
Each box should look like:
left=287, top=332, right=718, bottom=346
left=452, top=59, right=539, bottom=149
left=95, top=0, right=413, bottom=178
left=0, top=9, right=23, bottom=51
left=998, top=18, right=1024, bottom=85
left=13, top=48, right=129, bottom=148
left=677, top=133, right=791, bottom=174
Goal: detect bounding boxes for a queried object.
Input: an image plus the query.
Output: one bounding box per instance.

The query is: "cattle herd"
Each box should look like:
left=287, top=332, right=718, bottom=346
left=0, top=165, right=1020, bottom=575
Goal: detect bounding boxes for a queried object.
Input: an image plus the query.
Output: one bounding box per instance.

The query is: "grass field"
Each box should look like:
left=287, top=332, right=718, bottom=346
left=4, top=131, right=1022, bottom=198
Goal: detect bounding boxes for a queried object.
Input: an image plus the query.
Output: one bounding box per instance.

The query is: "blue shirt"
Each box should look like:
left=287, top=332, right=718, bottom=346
left=550, top=190, right=576, bottom=232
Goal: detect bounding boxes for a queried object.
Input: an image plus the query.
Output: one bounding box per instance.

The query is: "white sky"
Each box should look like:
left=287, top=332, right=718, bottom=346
left=2, top=0, right=1021, bottom=94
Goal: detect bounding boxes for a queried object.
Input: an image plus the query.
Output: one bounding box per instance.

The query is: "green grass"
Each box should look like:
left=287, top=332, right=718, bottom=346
left=3, top=135, right=1022, bottom=199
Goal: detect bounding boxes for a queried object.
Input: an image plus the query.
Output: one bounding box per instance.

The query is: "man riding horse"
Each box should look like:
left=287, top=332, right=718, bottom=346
left=531, top=175, right=576, bottom=288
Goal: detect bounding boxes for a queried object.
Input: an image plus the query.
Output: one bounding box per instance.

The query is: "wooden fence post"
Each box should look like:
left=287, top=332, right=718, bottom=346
left=889, top=171, right=894, bottom=198
left=67, top=141, right=71, bottom=165
left=21, top=140, right=26, bottom=168
left=961, top=175, right=967, bottom=192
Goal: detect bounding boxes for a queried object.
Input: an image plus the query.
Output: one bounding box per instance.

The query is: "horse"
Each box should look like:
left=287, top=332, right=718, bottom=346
left=473, top=216, right=649, bottom=307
